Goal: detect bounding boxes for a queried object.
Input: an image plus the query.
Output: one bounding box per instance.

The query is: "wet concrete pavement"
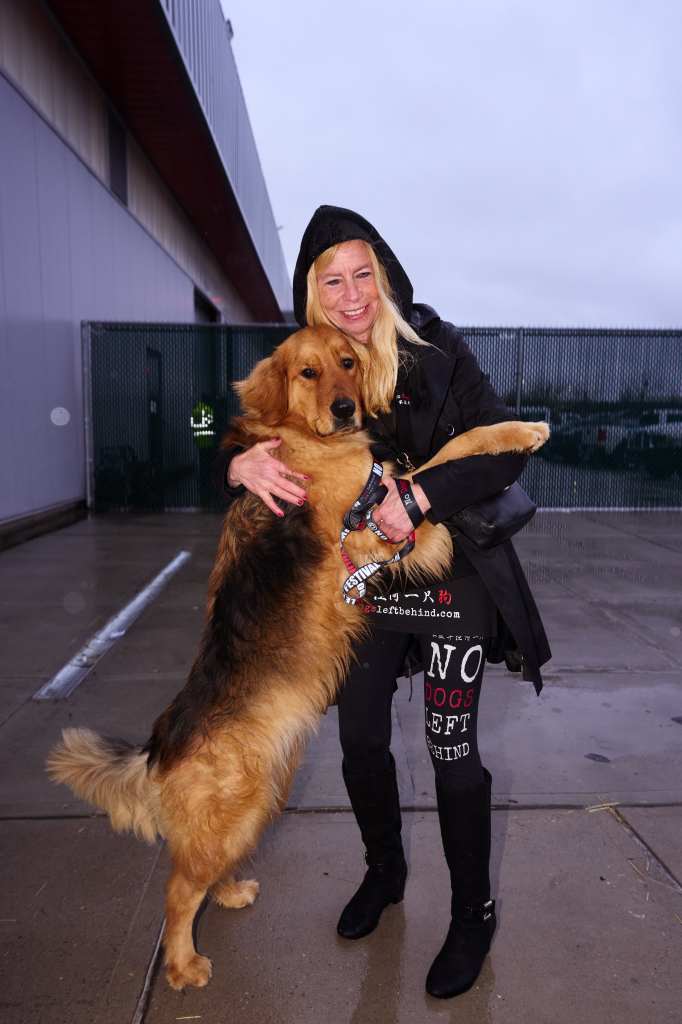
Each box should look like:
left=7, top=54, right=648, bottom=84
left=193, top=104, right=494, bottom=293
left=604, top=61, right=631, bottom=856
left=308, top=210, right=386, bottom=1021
left=1, top=511, right=680, bottom=1022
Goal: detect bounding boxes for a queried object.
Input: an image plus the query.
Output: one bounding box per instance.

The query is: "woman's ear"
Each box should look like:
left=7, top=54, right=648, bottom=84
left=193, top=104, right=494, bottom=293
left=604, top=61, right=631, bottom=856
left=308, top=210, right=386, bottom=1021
left=234, top=347, right=288, bottom=426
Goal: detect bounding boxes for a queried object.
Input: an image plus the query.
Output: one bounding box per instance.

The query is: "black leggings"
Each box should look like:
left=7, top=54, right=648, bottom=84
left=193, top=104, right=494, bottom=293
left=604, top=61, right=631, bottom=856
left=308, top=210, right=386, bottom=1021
left=337, top=627, right=490, bottom=792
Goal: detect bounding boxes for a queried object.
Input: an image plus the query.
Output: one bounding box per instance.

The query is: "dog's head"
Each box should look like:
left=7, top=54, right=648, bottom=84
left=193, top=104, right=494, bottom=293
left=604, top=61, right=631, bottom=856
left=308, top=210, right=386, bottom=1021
left=235, top=326, right=364, bottom=436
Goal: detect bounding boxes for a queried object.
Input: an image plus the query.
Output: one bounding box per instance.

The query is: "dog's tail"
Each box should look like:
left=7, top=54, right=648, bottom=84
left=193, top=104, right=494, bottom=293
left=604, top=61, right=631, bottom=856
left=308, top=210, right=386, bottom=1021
left=46, top=728, right=161, bottom=844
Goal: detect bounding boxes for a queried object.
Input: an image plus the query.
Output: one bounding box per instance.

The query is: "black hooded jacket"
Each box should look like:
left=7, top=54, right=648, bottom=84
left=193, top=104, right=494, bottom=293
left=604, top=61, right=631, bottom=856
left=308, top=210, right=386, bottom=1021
left=220, top=206, right=551, bottom=693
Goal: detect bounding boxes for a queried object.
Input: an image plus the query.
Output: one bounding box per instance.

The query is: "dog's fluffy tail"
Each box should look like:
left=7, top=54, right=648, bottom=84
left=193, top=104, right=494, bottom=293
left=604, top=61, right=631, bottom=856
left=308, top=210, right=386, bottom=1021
left=46, top=728, right=160, bottom=844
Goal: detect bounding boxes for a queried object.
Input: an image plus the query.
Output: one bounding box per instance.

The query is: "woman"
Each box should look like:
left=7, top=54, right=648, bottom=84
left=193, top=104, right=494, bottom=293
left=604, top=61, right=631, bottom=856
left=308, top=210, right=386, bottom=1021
left=219, top=206, right=551, bottom=999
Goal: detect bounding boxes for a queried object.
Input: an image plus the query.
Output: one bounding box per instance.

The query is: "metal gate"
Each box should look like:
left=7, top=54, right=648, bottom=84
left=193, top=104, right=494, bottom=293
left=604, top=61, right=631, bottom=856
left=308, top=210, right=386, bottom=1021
left=84, top=322, right=682, bottom=510
left=83, top=322, right=291, bottom=511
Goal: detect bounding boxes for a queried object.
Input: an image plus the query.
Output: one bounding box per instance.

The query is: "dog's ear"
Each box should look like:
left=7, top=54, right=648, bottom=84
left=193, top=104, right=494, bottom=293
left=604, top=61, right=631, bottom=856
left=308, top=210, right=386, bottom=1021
left=234, top=348, right=288, bottom=426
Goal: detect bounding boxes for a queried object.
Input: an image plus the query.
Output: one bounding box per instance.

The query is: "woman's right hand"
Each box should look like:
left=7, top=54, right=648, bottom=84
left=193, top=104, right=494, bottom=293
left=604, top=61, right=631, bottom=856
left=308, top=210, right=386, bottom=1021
left=228, top=438, right=309, bottom=517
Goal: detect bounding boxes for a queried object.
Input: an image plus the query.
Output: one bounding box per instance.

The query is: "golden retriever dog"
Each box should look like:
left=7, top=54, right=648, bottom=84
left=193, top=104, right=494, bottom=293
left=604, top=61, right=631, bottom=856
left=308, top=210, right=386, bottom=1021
left=47, top=325, right=549, bottom=990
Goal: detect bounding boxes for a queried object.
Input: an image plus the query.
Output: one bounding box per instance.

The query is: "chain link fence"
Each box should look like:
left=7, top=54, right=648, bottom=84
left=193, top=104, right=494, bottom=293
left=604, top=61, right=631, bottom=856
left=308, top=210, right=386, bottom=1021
left=84, top=322, right=682, bottom=511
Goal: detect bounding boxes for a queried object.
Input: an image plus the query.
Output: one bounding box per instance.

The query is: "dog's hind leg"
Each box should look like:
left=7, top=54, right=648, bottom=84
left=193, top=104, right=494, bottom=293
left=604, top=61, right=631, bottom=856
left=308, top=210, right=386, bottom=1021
left=211, top=741, right=304, bottom=911
left=212, top=874, right=260, bottom=908
left=164, top=866, right=215, bottom=990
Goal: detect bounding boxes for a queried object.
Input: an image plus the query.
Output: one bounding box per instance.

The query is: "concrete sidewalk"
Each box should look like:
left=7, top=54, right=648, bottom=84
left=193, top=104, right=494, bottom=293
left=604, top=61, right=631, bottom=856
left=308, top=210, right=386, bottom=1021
left=1, top=512, right=681, bottom=1023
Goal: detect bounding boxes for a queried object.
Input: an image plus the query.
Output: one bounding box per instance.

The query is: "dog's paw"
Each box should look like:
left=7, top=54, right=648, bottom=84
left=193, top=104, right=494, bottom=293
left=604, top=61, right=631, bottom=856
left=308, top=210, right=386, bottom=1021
left=166, top=953, right=213, bottom=990
left=520, top=421, right=550, bottom=452
left=212, top=877, right=260, bottom=909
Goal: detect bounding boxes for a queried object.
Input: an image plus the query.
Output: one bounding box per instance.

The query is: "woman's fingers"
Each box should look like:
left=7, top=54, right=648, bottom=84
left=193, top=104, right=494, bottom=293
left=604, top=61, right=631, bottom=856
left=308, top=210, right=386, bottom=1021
left=273, top=463, right=310, bottom=484
left=229, top=440, right=309, bottom=504
left=254, top=477, right=306, bottom=507
left=255, top=481, right=306, bottom=516
left=374, top=477, right=413, bottom=541
left=274, top=480, right=308, bottom=505
left=257, top=490, right=285, bottom=517
left=270, top=460, right=309, bottom=499
left=373, top=511, right=411, bottom=542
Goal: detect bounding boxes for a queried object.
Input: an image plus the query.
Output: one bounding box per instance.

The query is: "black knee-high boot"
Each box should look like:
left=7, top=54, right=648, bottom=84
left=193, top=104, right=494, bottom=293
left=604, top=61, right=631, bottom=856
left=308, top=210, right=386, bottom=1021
left=426, top=766, right=496, bottom=998
left=337, top=754, right=407, bottom=939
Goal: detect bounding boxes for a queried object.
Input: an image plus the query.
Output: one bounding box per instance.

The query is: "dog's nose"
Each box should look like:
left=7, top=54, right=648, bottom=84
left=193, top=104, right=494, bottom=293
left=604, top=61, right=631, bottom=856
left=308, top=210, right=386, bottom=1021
left=330, top=397, right=356, bottom=420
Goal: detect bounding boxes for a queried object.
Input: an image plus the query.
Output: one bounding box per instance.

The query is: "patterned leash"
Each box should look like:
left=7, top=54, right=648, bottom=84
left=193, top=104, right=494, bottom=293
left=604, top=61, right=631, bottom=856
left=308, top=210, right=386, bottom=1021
left=340, top=461, right=415, bottom=605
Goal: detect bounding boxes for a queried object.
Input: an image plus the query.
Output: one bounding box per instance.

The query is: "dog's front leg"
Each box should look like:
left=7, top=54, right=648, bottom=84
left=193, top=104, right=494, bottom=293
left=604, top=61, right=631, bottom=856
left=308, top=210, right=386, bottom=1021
left=406, top=421, right=550, bottom=476
left=164, top=867, right=213, bottom=990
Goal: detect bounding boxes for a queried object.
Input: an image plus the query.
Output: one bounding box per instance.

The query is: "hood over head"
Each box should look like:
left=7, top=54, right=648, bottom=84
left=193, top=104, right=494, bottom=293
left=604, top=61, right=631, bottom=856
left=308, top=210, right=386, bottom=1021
left=292, top=205, right=414, bottom=326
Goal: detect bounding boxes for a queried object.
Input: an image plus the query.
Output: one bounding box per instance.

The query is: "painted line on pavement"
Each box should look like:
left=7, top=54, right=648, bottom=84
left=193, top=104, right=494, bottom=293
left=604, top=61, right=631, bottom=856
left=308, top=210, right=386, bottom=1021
left=130, top=918, right=165, bottom=1024
left=32, top=550, right=192, bottom=701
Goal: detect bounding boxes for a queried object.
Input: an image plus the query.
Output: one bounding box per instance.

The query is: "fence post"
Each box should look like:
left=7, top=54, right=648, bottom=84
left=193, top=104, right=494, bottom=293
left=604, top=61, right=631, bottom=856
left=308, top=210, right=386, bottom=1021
left=515, top=328, right=525, bottom=417
left=81, top=322, right=95, bottom=510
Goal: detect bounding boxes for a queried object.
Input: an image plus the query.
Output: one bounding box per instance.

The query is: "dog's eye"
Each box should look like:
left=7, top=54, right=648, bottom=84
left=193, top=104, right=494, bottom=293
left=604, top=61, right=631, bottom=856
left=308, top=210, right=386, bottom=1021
left=341, top=358, right=355, bottom=370
left=301, top=367, right=317, bottom=379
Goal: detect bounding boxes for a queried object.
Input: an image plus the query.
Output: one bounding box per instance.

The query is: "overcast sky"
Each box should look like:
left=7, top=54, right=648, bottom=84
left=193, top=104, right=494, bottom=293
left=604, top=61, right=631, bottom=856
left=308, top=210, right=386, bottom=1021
left=219, top=0, right=681, bottom=328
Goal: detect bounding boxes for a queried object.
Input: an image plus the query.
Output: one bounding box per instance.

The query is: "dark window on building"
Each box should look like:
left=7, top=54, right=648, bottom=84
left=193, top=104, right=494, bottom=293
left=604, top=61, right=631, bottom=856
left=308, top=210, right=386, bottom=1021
left=107, top=109, right=128, bottom=205
left=194, top=287, right=221, bottom=323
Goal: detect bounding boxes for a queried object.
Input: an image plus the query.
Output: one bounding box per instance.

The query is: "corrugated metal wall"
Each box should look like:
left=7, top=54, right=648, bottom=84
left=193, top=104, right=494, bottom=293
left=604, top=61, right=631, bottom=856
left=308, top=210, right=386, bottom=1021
left=0, top=73, right=245, bottom=525
left=159, top=0, right=291, bottom=311
left=0, top=0, right=109, bottom=180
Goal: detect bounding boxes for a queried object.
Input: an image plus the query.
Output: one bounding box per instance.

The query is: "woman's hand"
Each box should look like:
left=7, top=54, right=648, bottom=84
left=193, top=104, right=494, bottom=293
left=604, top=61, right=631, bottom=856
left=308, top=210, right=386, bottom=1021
left=228, top=438, right=310, bottom=517
left=373, top=478, right=431, bottom=542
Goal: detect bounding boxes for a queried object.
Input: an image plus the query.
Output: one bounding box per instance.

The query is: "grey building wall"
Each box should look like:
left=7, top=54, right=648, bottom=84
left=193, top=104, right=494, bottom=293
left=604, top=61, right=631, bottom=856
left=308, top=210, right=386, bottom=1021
left=0, top=73, right=247, bottom=526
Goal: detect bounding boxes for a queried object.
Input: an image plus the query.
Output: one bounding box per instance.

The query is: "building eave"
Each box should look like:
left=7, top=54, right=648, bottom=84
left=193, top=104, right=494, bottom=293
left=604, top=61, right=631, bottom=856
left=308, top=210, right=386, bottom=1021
left=46, top=0, right=285, bottom=321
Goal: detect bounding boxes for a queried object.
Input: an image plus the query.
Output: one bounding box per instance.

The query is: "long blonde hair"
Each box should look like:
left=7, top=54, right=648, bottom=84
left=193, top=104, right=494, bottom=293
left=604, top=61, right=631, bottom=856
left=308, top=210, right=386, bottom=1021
left=305, top=241, right=428, bottom=416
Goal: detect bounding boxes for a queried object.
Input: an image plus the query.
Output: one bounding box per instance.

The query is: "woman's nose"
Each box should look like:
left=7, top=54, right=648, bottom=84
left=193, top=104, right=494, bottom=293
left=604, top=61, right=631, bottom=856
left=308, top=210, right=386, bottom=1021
left=343, top=277, right=360, bottom=301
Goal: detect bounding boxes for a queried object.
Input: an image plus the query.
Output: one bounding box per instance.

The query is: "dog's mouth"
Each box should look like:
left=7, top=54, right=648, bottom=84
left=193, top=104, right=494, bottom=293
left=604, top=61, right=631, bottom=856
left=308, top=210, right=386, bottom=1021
left=314, top=417, right=363, bottom=437
left=332, top=418, right=362, bottom=434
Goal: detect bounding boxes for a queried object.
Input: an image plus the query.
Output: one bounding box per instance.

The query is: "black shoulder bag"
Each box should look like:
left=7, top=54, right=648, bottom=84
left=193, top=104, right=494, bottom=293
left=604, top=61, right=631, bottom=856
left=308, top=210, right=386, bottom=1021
left=447, top=481, right=537, bottom=550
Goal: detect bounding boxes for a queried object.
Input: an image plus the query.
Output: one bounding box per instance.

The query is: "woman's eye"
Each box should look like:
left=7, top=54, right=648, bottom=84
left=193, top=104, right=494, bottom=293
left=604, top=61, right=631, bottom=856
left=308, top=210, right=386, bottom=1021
left=341, top=358, right=355, bottom=370
left=301, top=367, right=317, bottom=379
left=324, top=278, right=340, bottom=287
left=356, top=271, right=372, bottom=279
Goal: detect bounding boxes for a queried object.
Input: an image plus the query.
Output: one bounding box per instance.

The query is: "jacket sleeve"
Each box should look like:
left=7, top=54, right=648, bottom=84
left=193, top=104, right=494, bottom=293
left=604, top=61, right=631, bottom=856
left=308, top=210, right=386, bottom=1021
left=212, top=445, right=246, bottom=504
left=413, top=331, right=528, bottom=522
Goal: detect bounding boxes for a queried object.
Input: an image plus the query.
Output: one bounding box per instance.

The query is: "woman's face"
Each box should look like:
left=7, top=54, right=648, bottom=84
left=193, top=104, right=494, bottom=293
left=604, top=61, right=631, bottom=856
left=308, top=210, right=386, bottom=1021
left=315, top=240, right=379, bottom=344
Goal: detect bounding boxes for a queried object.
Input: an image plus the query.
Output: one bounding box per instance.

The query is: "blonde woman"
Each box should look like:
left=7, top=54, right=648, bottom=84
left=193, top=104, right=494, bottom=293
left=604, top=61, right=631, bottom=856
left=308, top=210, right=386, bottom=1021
left=220, top=206, right=551, bottom=999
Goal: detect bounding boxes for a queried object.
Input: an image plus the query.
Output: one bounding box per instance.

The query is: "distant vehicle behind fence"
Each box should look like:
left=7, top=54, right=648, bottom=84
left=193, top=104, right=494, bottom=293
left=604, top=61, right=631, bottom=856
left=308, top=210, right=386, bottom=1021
left=547, top=407, right=682, bottom=479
